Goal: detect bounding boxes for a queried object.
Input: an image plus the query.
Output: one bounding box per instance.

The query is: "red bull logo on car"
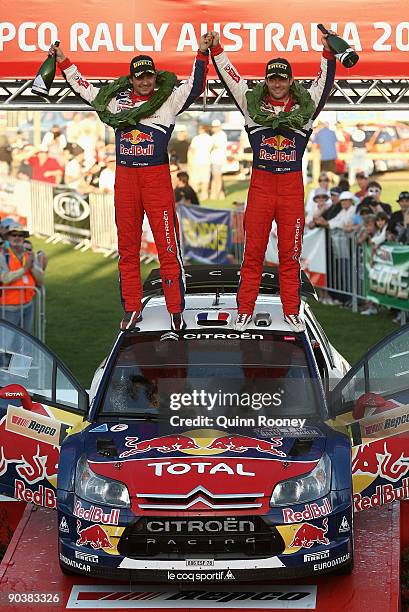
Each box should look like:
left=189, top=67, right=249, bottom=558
left=259, top=134, right=296, bottom=162
left=76, top=520, right=113, bottom=550
left=352, top=438, right=409, bottom=483
left=119, top=432, right=285, bottom=458
left=289, top=518, right=329, bottom=548
left=120, top=129, right=154, bottom=156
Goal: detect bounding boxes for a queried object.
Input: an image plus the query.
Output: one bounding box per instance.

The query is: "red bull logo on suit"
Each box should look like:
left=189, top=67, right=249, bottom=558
left=120, top=129, right=154, bottom=156
left=259, top=134, right=297, bottom=162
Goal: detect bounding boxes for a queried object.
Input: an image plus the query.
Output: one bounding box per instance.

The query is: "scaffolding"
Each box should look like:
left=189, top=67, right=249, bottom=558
left=1, top=78, right=409, bottom=111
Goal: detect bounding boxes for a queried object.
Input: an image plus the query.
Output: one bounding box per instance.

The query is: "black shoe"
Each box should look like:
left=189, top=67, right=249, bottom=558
left=120, top=311, right=142, bottom=331
left=170, top=313, right=187, bottom=332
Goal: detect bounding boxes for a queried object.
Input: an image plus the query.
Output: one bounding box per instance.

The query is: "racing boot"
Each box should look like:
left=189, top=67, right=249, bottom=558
left=234, top=313, right=252, bottom=332
left=171, top=312, right=187, bottom=332
left=120, top=310, right=142, bottom=331
left=284, top=313, right=306, bottom=333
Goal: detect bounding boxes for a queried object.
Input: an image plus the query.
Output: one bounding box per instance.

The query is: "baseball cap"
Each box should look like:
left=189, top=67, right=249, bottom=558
left=265, top=58, right=292, bottom=79
left=397, top=191, right=409, bottom=201
left=130, top=55, right=156, bottom=78
left=339, top=191, right=355, bottom=201
left=211, top=119, right=222, bottom=127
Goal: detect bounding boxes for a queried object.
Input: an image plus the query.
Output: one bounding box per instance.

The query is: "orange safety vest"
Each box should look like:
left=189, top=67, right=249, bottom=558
left=1, top=248, right=36, bottom=306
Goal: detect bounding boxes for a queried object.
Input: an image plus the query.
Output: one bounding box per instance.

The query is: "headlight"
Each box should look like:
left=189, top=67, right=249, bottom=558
left=75, top=455, right=130, bottom=508
left=270, top=454, right=331, bottom=506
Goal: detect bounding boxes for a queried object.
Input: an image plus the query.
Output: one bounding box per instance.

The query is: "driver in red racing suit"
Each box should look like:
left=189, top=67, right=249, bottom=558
left=51, top=37, right=212, bottom=331
left=210, top=31, right=336, bottom=333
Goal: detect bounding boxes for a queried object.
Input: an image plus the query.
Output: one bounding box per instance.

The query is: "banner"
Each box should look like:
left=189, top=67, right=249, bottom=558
left=1, top=1, right=409, bottom=79
left=0, top=179, right=30, bottom=227
left=179, top=205, right=232, bottom=264
left=365, top=243, right=409, bottom=311
left=52, top=186, right=90, bottom=243
left=266, top=227, right=327, bottom=288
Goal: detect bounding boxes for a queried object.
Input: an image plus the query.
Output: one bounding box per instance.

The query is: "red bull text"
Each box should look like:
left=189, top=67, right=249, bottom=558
left=120, top=129, right=154, bottom=156
left=260, top=134, right=296, bottom=162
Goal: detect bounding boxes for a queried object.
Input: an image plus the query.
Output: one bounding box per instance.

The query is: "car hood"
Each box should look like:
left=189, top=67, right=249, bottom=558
left=84, top=423, right=327, bottom=515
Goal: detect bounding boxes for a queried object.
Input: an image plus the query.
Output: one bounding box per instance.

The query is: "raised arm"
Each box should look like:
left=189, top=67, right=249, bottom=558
left=166, top=33, right=211, bottom=115
left=49, top=43, right=117, bottom=113
left=209, top=31, right=249, bottom=115
left=310, top=31, right=336, bottom=119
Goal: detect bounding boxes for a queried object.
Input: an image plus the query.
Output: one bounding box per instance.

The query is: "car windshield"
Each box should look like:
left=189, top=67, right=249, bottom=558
left=98, top=332, right=321, bottom=419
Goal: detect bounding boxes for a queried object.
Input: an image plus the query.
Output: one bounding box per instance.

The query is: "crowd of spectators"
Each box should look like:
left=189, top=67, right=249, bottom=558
left=0, top=114, right=117, bottom=195
left=304, top=169, right=409, bottom=319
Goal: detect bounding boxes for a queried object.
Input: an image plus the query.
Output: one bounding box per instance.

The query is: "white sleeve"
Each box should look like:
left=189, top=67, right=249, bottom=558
left=62, top=63, right=117, bottom=114
left=212, top=49, right=248, bottom=114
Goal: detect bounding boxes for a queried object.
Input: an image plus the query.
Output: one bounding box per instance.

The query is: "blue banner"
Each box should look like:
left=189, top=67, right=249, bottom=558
left=178, top=205, right=232, bottom=264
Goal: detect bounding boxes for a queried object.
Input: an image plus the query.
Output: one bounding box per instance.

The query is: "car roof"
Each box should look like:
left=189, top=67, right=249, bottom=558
left=125, top=294, right=307, bottom=334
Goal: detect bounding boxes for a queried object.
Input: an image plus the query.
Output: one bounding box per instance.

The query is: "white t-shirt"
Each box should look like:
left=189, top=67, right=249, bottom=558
left=98, top=167, right=115, bottom=192
left=188, top=133, right=213, bottom=166
left=210, top=130, right=228, bottom=166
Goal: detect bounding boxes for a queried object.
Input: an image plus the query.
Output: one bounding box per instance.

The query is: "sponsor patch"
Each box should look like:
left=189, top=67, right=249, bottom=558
left=304, top=549, right=330, bottom=562
left=6, top=405, right=60, bottom=446
left=75, top=550, right=99, bottom=564
left=59, top=516, right=69, bottom=533
left=73, top=500, right=120, bottom=525
left=89, top=424, right=108, bottom=433
left=339, top=516, right=350, bottom=533
left=67, top=585, right=317, bottom=608
left=282, top=497, right=331, bottom=523
left=110, top=423, right=128, bottom=432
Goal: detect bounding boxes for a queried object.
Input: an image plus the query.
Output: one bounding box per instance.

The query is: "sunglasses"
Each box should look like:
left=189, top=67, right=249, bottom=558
left=319, top=179, right=329, bottom=183
left=8, top=232, right=25, bottom=237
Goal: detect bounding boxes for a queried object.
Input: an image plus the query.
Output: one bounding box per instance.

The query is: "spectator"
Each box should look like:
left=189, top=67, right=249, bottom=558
left=348, top=123, right=371, bottom=183
left=366, top=181, right=392, bottom=215
left=387, top=190, right=409, bottom=240
left=322, top=186, right=342, bottom=220
left=0, top=221, right=44, bottom=333
left=313, top=121, right=338, bottom=173
left=188, top=124, right=212, bottom=201
left=356, top=213, right=376, bottom=246
left=351, top=205, right=371, bottom=232
left=169, top=162, right=181, bottom=189
left=305, top=188, right=330, bottom=229
left=174, top=171, right=199, bottom=205
left=168, top=128, right=190, bottom=171
left=98, top=155, right=116, bottom=193
left=26, top=146, right=64, bottom=184
left=354, top=171, right=369, bottom=200
left=0, top=135, right=12, bottom=176
left=23, top=239, right=48, bottom=271
left=305, top=172, right=331, bottom=216
left=64, top=144, right=86, bottom=189
left=397, top=208, right=409, bottom=244
left=315, top=191, right=356, bottom=231
left=210, top=119, right=227, bottom=200
left=41, top=124, right=67, bottom=164
left=82, top=159, right=104, bottom=192
left=334, top=121, right=350, bottom=175
left=371, top=211, right=389, bottom=250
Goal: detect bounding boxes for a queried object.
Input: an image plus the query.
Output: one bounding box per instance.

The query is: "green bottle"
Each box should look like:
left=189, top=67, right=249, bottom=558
left=32, top=41, right=60, bottom=96
left=317, top=24, right=359, bottom=68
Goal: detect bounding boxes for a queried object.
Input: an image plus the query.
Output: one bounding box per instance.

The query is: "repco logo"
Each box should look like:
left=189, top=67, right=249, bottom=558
left=163, top=210, right=174, bottom=253
left=293, top=217, right=302, bottom=260
left=53, top=192, right=90, bottom=222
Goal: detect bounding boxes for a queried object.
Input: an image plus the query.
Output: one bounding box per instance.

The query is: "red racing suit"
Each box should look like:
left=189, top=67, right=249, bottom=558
left=212, top=45, right=335, bottom=316
left=59, top=53, right=208, bottom=314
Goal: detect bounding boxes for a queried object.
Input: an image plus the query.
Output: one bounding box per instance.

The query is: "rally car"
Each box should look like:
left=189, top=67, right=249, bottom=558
left=0, top=265, right=408, bottom=584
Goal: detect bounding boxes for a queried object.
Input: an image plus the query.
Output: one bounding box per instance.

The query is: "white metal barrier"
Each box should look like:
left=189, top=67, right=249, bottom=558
left=0, top=286, right=45, bottom=343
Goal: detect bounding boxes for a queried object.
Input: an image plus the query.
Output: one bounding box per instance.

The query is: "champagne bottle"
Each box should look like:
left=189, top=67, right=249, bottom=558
left=317, top=24, right=359, bottom=68
left=32, top=41, right=60, bottom=96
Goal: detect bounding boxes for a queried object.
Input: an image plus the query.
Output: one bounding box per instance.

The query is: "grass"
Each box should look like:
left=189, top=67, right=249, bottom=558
left=30, top=235, right=398, bottom=388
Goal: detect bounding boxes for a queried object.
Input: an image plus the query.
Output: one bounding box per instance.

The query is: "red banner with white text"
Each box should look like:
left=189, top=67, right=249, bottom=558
left=1, top=0, right=409, bottom=79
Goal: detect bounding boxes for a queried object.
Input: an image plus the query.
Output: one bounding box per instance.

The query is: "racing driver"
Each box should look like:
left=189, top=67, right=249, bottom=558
left=209, top=30, right=337, bottom=332
left=50, top=36, right=212, bottom=331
